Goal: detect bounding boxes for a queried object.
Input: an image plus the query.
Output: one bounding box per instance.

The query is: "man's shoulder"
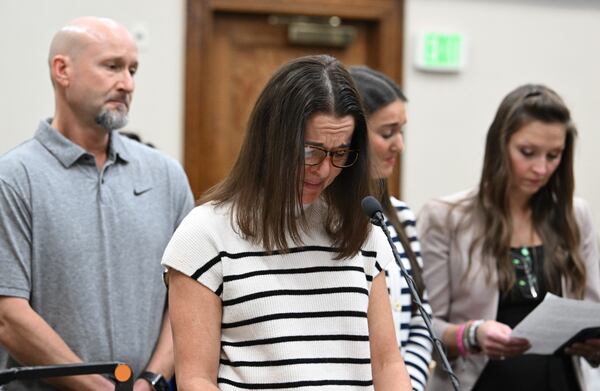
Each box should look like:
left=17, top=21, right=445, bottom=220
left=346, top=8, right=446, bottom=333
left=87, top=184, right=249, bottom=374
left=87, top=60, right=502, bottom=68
left=0, top=138, right=43, bottom=182
left=1, top=137, right=41, bottom=161
left=117, top=134, right=182, bottom=171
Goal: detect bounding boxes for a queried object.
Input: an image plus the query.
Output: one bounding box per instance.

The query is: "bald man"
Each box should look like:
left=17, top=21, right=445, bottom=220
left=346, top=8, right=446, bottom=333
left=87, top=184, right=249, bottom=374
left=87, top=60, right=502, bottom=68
left=0, top=17, right=194, bottom=390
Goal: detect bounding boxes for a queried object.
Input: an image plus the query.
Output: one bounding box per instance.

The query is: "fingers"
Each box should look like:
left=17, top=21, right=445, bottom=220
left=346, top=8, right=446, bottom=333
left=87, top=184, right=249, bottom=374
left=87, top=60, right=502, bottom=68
left=503, top=340, right=531, bottom=357
left=478, top=320, right=530, bottom=359
left=505, top=337, right=530, bottom=351
left=485, top=344, right=528, bottom=359
left=565, top=345, right=600, bottom=363
left=565, top=338, right=600, bottom=360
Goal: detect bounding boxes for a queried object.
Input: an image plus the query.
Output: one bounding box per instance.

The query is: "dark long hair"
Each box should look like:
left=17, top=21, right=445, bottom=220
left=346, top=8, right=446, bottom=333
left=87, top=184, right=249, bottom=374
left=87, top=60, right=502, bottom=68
left=469, top=84, right=584, bottom=297
left=202, top=55, right=372, bottom=259
left=349, top=65, right=425, bottom=299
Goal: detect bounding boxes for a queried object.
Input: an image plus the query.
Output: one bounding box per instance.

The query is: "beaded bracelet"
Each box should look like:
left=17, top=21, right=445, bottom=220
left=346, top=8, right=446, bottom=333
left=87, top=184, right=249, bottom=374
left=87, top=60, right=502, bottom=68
left=468, top=319, right=484, bottom=352
left=456, top=323, right=468, bottom=356
left=463, top=323, right=471, bottom=352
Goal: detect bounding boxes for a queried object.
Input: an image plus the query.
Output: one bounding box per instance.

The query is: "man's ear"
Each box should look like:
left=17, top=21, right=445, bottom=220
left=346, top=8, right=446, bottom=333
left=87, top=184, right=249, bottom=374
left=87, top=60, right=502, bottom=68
left=50, top=55, right=71, bottom=87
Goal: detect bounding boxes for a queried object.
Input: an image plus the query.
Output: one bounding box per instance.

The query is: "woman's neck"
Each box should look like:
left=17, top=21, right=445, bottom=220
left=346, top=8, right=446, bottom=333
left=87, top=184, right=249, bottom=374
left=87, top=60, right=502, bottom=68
left=509, top=196, right=541, bottom=247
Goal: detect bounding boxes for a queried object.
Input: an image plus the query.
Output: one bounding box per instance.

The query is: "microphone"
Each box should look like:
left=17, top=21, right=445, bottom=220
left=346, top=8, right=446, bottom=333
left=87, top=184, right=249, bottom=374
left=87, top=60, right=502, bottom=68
left=361, top=196, right=460, bottom=391
left=360, top=196, right=385, bottom=226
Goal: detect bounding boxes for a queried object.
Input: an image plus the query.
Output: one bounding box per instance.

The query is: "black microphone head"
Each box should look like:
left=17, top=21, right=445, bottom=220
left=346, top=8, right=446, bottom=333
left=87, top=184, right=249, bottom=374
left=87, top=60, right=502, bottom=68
left=361, top=196, right=383, bottom=219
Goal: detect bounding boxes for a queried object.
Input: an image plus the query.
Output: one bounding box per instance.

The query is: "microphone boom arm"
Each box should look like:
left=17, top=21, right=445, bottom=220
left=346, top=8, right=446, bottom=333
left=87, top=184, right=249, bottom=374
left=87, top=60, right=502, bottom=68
left=363, top=196, right=460, bottom=391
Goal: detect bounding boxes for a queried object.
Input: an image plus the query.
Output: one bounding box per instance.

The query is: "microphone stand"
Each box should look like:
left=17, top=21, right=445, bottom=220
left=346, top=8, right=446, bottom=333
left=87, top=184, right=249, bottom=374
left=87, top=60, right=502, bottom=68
left=370, top=209, right=460, bottom=391
left=0, top=362, right=133, bottom=390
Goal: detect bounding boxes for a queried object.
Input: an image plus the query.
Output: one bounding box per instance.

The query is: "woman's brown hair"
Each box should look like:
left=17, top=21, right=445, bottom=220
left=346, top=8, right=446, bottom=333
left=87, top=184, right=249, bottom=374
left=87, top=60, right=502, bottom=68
left=349, top=65, right=425, bottom=299
left=202, top=55, right=373, bottom=259
left=467, top=84, right=585, bottom=297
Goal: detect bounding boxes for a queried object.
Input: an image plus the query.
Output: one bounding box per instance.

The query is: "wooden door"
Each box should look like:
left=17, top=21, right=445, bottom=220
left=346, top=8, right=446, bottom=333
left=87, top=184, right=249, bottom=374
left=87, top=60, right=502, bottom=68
left=185, top=0, right=404, bottom=199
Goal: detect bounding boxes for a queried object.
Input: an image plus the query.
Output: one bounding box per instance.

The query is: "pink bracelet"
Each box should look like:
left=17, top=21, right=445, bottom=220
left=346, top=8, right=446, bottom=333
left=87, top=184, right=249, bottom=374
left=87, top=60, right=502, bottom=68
left=456, top=323, right=468, bottom=356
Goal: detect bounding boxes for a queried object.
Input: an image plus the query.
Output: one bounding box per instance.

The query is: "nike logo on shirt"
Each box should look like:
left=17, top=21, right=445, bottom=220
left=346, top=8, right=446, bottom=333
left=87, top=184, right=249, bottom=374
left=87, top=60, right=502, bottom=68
left=133, top=187, right=152, bottom=196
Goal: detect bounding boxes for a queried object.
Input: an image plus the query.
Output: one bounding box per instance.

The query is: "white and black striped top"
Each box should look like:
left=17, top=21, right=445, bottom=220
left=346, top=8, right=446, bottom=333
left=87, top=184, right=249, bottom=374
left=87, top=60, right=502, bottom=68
left=162, top=201, right=394, bottom=390
left=384, top=197, right=433, bottom=391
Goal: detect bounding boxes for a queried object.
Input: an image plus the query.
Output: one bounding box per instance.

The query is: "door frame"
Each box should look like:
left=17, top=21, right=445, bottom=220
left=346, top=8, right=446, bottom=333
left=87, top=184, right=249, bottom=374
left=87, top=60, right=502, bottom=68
left=185, top=0, right=405, bottom=197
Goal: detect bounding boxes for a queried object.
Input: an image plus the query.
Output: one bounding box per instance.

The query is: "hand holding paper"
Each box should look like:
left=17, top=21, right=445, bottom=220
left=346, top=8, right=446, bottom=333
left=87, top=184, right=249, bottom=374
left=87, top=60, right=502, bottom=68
left=478, top=320, right=530, bottom=359
left=511, top=293, right=600, bottom=356
left=565, top=334, right=600, bottom=366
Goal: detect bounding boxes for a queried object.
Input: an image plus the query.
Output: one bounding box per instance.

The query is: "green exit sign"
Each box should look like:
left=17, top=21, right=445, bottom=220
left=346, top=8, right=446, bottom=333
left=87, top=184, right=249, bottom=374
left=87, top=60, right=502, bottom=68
left=415, top=32, right=465, bottom=72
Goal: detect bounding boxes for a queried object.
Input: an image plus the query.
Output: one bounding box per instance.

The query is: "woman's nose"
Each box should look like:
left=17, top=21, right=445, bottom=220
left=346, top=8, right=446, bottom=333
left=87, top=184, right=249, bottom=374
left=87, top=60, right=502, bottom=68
left=390, top=134, right=404, bottom=153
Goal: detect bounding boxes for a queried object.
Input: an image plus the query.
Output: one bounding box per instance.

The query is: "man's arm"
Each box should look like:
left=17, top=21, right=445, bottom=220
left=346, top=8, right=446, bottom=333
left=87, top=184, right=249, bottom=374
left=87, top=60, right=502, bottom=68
left=0, top=177, right=115, bottom=390
left=133, top=308, right=174, bottom=391
left=0, top=296, right=115, bottom=391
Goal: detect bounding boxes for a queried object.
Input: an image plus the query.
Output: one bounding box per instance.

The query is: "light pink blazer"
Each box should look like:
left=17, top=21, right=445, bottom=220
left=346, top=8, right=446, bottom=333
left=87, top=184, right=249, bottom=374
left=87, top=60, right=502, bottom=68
left=417, top=190, right=600, bottom=391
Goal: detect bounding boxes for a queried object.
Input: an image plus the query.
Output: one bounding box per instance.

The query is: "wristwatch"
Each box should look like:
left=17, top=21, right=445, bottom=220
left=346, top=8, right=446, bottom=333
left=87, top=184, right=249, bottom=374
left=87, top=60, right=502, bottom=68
left=138, top=371, right=169, bottom=391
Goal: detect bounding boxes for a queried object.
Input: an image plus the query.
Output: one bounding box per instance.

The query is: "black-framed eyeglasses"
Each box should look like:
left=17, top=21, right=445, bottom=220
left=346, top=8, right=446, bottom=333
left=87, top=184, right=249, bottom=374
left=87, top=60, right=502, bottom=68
left=304, top=144, right=359, bottom=168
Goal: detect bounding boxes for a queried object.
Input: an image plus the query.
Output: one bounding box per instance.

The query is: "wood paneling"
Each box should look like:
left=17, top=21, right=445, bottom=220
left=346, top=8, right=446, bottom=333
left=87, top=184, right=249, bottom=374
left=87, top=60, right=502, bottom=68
left=185, top=0, right=404, bottom=199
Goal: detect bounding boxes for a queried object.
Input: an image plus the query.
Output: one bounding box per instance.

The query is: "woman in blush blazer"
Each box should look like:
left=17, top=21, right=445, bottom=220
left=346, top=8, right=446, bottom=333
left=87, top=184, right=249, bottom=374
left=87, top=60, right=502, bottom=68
left=418, top=84, right=600, bottom=391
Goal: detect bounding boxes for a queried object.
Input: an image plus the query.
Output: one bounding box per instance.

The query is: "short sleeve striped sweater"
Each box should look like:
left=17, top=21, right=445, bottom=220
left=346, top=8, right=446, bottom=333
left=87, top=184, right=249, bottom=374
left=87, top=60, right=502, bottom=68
left=162, top=201, right=394, bottom=390
left=384, top=197, right=433, bottom=391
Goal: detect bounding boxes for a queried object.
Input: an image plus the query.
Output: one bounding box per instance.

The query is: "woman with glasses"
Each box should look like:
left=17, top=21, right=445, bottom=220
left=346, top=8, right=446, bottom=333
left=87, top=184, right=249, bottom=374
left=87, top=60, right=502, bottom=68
left=350, top=66, right=433, bottom=391
left=417, top=84, right=600, bottom=391
left=161, top=55, right=412, bottom=390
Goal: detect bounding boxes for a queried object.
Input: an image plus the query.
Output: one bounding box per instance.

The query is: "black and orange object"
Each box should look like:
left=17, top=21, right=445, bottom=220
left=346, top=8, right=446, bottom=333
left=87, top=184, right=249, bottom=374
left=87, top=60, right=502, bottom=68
left=0, top=361, right=133, bottom=390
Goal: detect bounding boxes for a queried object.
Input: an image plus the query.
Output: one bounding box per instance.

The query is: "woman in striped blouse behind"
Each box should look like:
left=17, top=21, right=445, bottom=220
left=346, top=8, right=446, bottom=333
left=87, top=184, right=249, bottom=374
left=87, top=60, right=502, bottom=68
left=350, top=66, right=433, bottom=391
left=162, top=55, right=412, bottom=390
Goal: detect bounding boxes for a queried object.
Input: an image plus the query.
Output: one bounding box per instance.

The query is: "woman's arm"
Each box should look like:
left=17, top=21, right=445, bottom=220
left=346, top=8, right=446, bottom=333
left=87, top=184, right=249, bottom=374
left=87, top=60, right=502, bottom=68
left=418, top=200, right=528, bottom=360
left=369, top=273, right=412, bottom=391
left=416, top=200, right=455, bottom=338
left=565, top=198, right=600, bottom=365
left=575, top=197, right=600, bottom=301
left=440, top=320, right=529, bottom=360
left=168, top=269, right=222, bottom=391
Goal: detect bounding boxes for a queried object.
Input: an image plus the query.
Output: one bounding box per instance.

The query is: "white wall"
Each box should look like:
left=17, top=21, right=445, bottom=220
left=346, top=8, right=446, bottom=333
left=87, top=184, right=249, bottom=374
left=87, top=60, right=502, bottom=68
left=1, top=0, right=599, bottom=228
left=0, top=0, right=185, bottom=160
left=402, top=0, right=600, bottom=229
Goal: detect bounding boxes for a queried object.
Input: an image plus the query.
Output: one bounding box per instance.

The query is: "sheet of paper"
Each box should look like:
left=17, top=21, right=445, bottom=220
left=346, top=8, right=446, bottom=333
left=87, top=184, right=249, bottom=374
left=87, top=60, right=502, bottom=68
left=511, top=293, right=600, bottom=354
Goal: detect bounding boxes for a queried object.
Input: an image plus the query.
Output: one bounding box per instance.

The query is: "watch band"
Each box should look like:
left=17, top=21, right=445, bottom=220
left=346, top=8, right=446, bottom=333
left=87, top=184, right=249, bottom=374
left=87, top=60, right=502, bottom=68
left=138, top=370, right=169, bottom=391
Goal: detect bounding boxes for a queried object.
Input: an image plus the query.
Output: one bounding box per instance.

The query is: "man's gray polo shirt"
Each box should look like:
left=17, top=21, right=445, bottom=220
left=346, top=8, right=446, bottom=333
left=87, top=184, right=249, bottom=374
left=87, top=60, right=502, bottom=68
left=0, top=120, right=194, bottom=389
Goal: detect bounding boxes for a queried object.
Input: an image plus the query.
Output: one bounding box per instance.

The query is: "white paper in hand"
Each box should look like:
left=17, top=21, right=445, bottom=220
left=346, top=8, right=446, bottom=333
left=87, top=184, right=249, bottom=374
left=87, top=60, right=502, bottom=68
left=511, top=293, right=600, bottom=354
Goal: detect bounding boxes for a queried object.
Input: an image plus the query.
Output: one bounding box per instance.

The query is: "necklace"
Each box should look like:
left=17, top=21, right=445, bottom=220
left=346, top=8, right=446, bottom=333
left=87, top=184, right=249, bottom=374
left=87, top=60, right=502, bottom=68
left=512, top=247, right=538, bottom=299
